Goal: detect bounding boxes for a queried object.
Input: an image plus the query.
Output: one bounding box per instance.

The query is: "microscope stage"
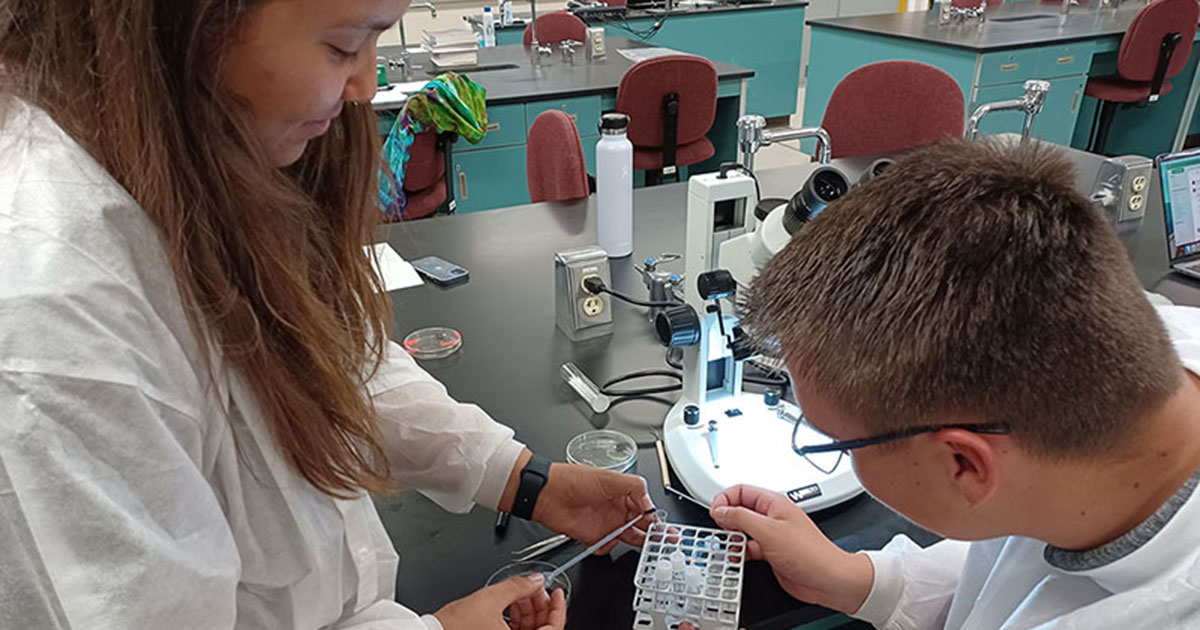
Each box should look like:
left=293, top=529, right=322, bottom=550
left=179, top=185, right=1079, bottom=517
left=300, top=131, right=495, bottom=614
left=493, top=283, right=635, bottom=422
left=662, top=393, right=863, bottom=512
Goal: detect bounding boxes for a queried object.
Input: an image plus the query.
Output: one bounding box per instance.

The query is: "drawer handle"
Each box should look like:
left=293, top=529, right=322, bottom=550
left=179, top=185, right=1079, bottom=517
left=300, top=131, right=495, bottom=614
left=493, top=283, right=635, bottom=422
left=1071, top=90, right=1080, bottom=113
left=486, top=122, right=501, bottom=132
left=1057, top=55, right=1075, bottom=65
left=458, top=171, right=468, bottom=200
left=1000, top=63, right=1019, bottom=72
left=568, top=113, right=579, bottom=123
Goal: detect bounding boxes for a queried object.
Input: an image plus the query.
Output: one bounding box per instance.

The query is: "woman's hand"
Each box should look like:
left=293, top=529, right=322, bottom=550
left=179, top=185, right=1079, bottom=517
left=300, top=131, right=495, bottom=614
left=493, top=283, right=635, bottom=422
left=434, top=575, right=566, bottom=630
left=709, top=485, right=875, bottom=615
left=534, top=463, right=656, bottom=553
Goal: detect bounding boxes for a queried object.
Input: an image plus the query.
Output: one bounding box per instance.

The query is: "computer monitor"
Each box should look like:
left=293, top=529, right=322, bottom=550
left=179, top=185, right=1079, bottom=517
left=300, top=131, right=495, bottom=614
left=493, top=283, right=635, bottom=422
left=1159, top=149, right=1200, bottom=262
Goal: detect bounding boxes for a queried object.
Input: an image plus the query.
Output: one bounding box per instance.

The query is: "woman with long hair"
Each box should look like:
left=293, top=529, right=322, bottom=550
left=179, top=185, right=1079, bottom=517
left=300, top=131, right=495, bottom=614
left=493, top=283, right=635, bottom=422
left=0, top=1, right=654, bottom=628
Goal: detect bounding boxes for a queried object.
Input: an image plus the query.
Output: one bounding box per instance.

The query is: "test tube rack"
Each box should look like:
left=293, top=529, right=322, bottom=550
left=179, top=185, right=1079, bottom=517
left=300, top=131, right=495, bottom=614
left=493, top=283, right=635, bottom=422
left=631, top=521, right=747, bottom=630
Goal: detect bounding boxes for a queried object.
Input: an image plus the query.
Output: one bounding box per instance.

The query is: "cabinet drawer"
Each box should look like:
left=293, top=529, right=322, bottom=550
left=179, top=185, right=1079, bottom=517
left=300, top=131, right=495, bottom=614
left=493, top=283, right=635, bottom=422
left=469, top=104, right=527, bottom=151
left=1036, top=42, right=1093, bottom=78
left=451, top=145, right=529, bottom=213
left=978, top=48, right=1041, bottom=86
left=526, top=96, right=603, bottom=140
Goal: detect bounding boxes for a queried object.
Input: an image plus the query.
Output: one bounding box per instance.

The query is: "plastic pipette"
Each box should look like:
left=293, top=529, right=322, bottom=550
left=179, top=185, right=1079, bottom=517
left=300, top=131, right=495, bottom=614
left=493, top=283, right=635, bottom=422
left=543, top=508, right=656, bottom=583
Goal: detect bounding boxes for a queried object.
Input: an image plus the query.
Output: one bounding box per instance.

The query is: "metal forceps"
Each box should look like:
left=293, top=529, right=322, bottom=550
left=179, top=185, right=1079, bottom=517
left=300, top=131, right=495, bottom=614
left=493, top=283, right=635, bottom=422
left=512, top=533, right=571, bottom=562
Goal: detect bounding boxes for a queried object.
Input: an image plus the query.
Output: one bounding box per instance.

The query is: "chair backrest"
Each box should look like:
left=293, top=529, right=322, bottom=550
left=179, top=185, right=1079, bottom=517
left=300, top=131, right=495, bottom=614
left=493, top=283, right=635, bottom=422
left=615, top=55, right=718, bottom=148
left=403, top=130, right=446, bottom=193
left=950, top=0, right=1001, bottom=8
left=523, top=12, right=588, bottom=46
left=527, top=110, right=590, bottom=203
left=820, top=60, right=965, bottom=159
left=1117, top=0, right=1199, bottom=83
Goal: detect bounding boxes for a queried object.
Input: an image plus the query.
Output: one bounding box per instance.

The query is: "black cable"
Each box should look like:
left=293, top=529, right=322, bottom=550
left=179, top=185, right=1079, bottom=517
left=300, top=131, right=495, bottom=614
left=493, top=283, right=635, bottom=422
left=601, top=369, right=682, bottom=397
left=719, top=162, right=762, bottom=206
left=582, top=276, right=678, bottom=308
left=601, top=286, right=678, bottom=308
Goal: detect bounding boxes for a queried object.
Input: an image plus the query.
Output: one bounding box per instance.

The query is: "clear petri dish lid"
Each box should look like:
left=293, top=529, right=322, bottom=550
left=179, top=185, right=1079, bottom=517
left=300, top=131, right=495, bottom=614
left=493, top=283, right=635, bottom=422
left=402, top=326, right=463, bottom=360
left=566, top=429, right=637, bottom=472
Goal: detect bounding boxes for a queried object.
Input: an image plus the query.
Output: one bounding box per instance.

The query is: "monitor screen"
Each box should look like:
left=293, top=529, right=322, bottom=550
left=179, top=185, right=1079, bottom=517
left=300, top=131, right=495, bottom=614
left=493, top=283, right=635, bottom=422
left=1161, top=152, right=1200, bottom=261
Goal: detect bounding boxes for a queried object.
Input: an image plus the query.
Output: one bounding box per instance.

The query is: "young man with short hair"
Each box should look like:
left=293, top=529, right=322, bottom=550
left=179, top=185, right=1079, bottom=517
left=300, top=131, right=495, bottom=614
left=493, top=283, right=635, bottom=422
left=710, top=140, right=1200, bottom=627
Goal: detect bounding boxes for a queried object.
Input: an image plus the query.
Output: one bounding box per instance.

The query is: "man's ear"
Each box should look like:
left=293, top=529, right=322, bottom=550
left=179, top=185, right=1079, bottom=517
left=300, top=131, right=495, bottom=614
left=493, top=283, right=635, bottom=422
left=932, top=428, right=1003, bottom=506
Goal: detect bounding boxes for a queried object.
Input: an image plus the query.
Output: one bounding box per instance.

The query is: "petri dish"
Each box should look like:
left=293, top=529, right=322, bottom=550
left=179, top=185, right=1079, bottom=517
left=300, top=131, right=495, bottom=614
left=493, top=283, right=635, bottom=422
left=566, top=429, right=638, bottom=473
left=402, top=327, right=462, bottom=359
left=486, top=560, right=573, bottom=604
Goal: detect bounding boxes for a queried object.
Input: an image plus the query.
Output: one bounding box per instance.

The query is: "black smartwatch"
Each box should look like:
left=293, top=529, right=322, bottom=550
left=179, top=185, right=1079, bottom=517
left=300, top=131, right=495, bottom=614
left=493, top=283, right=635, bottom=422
left=511, top=454, right=552, bottom=520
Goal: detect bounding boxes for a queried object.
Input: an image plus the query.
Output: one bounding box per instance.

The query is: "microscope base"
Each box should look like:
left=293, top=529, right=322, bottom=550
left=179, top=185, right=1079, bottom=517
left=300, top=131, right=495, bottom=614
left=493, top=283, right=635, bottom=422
left=662, top=393, right=863, bottom=513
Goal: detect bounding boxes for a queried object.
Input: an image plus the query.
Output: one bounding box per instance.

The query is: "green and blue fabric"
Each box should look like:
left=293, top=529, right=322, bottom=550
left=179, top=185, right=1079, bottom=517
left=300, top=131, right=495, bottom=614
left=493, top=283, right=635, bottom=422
left=380, top=72, right=489, bottom=221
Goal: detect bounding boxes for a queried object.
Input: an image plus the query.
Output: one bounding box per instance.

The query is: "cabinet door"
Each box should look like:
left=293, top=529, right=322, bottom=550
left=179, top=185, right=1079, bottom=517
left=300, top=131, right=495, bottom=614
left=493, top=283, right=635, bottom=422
left=451, top=145, right=530, bottom=213
left=972, top=75, right=1086, bottom=146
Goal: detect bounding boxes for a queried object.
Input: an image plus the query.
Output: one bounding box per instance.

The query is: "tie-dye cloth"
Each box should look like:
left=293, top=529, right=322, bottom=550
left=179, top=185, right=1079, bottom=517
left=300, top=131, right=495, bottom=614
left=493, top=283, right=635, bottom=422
left=379, top=72, right=489, bottom=221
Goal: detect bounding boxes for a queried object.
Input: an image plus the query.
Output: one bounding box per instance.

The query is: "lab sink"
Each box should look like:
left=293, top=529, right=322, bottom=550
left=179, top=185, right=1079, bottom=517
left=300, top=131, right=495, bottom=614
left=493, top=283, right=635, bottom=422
left=426, top=63, right=520, bottom=76
left=989, top=14, right=1060, bottom=22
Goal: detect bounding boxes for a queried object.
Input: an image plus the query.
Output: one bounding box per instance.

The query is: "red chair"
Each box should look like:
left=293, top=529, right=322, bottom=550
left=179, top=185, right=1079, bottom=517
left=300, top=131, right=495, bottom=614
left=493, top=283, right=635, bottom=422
left=402, top=130, right=451, bottom=220
left=615, top=55, right=718, bottom=185
left=527, top=110, right=591, bottom=203
left=820, top=61, right=964, bottom=159
left=1084, top=0, right=1199, bottom=154
left=523, top=12, right=588, bottom=47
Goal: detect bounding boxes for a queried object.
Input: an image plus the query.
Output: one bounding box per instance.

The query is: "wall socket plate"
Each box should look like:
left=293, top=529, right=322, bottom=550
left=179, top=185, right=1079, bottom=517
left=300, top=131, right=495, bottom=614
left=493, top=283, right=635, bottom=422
left=555, top=246, right=613, bottom=341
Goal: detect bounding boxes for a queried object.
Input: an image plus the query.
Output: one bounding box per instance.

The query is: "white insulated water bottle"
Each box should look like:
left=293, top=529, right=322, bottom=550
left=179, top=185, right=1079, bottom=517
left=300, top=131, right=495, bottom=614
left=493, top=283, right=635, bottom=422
left=596, top=113, right=634, bottom=258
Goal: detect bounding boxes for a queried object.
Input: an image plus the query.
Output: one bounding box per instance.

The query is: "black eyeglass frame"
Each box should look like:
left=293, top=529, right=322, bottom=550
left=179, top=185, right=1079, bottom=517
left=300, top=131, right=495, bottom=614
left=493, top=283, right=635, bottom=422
left=793, top=421, right=1011, bottom=456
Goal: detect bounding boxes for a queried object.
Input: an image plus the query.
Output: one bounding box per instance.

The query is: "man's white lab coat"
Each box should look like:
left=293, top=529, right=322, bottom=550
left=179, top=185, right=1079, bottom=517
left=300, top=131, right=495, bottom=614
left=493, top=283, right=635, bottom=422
left=0, top=100, right=524, bottom=628
left=853, top=305, right=1200, bottom=629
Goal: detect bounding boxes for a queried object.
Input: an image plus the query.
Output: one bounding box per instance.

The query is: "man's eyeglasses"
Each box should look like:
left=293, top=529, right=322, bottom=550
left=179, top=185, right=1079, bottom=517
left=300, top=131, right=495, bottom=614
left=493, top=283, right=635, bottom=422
left=790, top=415, right=1010, bottom=475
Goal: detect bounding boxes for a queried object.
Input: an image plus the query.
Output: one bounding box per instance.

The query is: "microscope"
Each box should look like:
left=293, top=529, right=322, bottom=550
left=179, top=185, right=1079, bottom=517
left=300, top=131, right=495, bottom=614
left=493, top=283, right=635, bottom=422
left=653, top=163, right=865, bottom=511
left=651, top=83, right=1154, bottom=510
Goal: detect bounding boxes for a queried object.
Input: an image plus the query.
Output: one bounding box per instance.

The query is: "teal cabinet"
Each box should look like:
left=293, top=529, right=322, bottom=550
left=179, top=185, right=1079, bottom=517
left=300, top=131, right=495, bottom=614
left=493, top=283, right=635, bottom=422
left=974, top=75, right=1086, bottom=146
left=494, top=6, right=805, bottom=118
left=471, top=104, right=527, bottom=151
left=452, top=145, right=529, bottom=213
left=525, top=96, right=603, bottom=140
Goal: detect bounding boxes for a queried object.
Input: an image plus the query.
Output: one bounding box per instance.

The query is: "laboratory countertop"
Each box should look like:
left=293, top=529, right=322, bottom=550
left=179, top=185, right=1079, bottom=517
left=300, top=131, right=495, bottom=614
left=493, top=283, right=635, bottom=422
left=466, top=0, right=809, bottom=31
left=375, top=157, right=1199, bottom=628
left=375, top=166, right=940, bottom=629
left=807, top=1, right=1184, bottom=52
left=376, top=36, right=753, bottom=108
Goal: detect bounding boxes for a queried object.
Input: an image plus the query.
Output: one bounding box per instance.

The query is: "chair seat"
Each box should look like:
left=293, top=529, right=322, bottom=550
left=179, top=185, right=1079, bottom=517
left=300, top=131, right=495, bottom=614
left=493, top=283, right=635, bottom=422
left=1085, top=75, right=1174, bottom=103
left=403, top=184, right=447, bottom=220
left=633, top=137, right=715, bottom=171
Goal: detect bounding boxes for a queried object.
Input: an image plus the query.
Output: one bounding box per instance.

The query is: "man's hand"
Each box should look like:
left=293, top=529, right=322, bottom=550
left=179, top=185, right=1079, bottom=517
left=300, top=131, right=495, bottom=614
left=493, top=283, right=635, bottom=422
left=710, top=485, right=874, bottom=615
left=434, top=575, right=566, bottom=630
left=534, top=463, right=656, bottom=553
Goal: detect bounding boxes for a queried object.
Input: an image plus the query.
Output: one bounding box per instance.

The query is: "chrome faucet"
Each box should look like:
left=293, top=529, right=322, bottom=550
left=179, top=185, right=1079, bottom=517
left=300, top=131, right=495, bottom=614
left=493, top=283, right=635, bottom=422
left=397, top=3, right=439, bottom=67
left=737, top=115, right=832, bottom=172
left=1059, top=0, right=1078, bottom=24
left=529, top=0, right=552, bottom=56
left=965, top=79, right=1051, bottom=143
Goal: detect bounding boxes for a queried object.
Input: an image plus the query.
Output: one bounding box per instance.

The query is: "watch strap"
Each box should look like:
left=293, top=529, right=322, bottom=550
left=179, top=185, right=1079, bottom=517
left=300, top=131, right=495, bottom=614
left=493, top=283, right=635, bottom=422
left=511, top=454, right=552, bottom=520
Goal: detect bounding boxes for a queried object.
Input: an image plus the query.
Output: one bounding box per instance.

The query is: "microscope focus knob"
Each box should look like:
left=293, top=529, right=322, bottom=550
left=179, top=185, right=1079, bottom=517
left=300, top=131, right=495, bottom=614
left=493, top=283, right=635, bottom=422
left=655, top=305, right=702, bottom=347
left=763, top=388, right=781, bottom=407
left=683, top=405, right=700, bottom=426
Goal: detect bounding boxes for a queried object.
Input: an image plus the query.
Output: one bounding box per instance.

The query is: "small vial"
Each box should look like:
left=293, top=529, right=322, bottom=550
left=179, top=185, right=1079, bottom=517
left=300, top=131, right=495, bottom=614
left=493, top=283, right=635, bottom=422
left=705, top=535, right=722, bottom=551
left=655, top=558, right=672, bottom=586
left=684, top=565, right=704, bottom=594
left=670, top=549, right=687, bottom=573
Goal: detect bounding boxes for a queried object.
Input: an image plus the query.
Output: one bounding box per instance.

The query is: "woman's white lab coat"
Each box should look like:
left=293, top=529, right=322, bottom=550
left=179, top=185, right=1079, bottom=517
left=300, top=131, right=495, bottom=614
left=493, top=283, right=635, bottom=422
left=0, top=100, right=523, bottom=628
left=853, top=304, right=1200, bottom=629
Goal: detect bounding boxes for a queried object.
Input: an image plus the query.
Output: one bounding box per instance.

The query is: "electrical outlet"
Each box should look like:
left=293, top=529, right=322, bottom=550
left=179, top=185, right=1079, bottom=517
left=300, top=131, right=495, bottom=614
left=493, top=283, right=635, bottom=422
left=1131, top=175, right=1147, bottom=192
left=581, top=296, right=604, bottom=317
left=1129, top=194, right=1144, bottom=212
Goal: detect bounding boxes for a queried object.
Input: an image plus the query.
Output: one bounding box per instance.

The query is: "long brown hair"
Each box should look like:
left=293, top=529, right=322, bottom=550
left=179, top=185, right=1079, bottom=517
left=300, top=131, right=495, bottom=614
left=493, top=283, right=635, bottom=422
left=0, top=0, right=395, bottom=497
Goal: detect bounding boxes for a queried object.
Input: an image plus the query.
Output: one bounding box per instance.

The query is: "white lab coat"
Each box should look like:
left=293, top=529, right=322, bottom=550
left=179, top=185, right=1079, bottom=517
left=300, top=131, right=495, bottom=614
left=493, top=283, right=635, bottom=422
left=0, top=100, right=525, bottom=628
left=853, top=304, right=1200, bottom=629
